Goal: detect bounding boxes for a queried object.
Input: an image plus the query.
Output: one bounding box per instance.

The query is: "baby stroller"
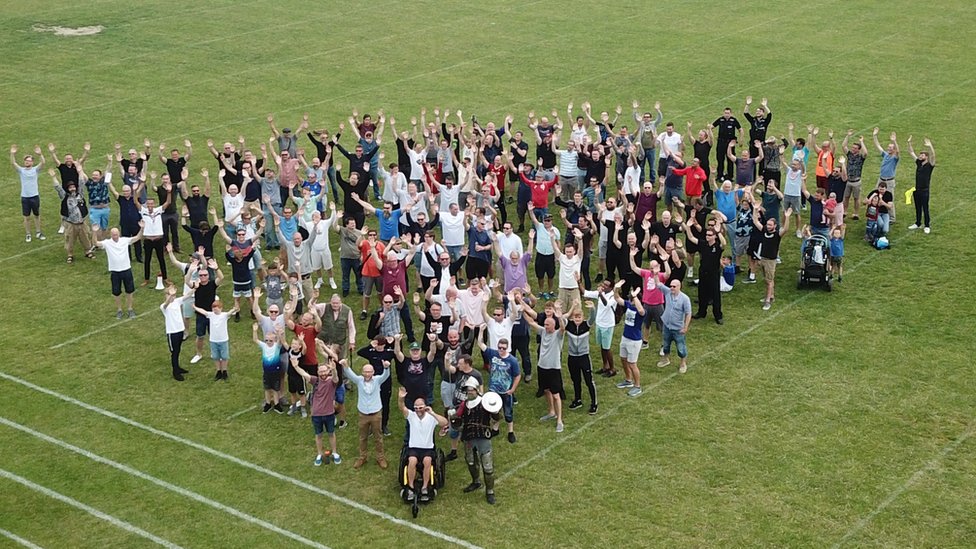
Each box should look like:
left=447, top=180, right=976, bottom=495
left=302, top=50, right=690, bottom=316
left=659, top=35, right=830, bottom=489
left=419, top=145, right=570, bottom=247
left=398, top=443, right=447, bottom=518
left=797, top=234, right=832, bottom=291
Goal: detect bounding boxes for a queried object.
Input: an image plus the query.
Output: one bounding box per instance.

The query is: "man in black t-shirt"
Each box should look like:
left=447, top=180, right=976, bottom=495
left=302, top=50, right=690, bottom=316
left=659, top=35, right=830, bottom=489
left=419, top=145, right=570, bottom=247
left=752, top=206, right=793, bottom=311
left=711, top=107, right=742, bottom=182
left=907, top=137, right=937, bottom=232
left=743, top=97, right=772, bottom=174
left=158, top=140, right=192, bottom=184
left=393, top=337, right=439, bottom=406
left=684, top=220, right=726, bottom=324
left=188, top=260, right=224, bottom=365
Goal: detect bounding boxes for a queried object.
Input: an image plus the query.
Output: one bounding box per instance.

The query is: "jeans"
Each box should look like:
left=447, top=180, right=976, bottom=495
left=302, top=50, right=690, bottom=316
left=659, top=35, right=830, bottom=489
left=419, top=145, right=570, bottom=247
left=326, top=166, right=340, bottom=204
left=877, top=213, right=890, bottom=235
left=161, top=212, right=180, bottom=250
left=641, top=147, right=657, bottom=182
left=263, top=204, right=282, bottom=248
left=662, top=326, right=688, bottom=358
left=512, top=334, right=532, bottom=378
left=340, top=257, right=363, bottom=295
left=369, top=166, right=381, bottom=200
left=446, top=245, right=463, bottom=262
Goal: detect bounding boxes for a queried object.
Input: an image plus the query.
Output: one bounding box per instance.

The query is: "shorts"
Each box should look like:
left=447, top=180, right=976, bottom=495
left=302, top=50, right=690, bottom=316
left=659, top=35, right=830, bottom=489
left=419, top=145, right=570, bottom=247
left=783, top=195, right=801, bottom=213
left=538, top=368, right=564, bottom=395
left=657, top=159, right=669, bottom=177
left=209, top=340, right=229, bottom=361
left=363, top=276, right=382, bottom=296
left=830, top=256, right=843, bottom=267
left=335, top=383, right=346, bottom=405
left=664, top=186, right=683, bottom=205
left=287, top=365, right=306, bottom=395
left=534, top=253, right=555, bottom=279
left=181, top=298, right=194, bottom=319
left=759, top=258, right=777, bottom=280
left=312, top=414, right=336, bottom=435
left=311, top=249, right=334, bottom=271
left=440, top=381, right=455, bottom=409
left=262, top=369, right=282, bottom=391
left=406, top=447, right=436, bottom=462
left=233, top=281, right=253, bottom=298
left=816, top=175, right=828, bottom=190
left=21, top=195, right=40, bottom=217
left=195, top=313, right=210, bottom=338
left=843, top=179, right=861, bottom=202
left=619, top=337, right=642, bottom=363
left=89, top=207, right=110, bottom=230
left=595, top=326, right=614, bottom=349
left=598, top=238, right=608, bottom=260
left=733, top=234, right=750, bottom=256
left=110, top=269, right=135, bottom=296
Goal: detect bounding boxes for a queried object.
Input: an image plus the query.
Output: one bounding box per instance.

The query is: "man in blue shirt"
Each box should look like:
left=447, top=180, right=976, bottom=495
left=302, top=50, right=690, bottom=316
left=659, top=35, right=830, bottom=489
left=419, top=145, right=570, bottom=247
left=353, top=194, right=402, bottom=243
left=872, top=128, right=900, bottom=222
left=655, top=279, right=692, bottom=374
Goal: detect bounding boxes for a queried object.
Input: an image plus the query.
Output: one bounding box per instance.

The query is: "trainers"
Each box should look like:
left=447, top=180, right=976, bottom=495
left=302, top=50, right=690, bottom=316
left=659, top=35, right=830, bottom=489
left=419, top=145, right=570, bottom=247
left=173, top=372, right=184, bottom=381
left=539, top=413, right=556, bottom=421
left=555, top=422, right=564, bottom=433
left=273, top=403, right=284, bottom=414
left=490, top=429, right=500, bottom=439
left=329, top=278, right=337, bottom=289
left=214, top=371, right=222, bottom=381
left=508, top=432, right=516, bottom=444
left=445, top=450, right=458, bottom=461
left=338, top=420, right=347, bottom=429
left=679, top=363, right=687, bottom=374
left=908, top=224, right=919, bottom=230
left=641, top=340, right=649, bottom=350
left=615, top=380, right=634, bottom=389
left=300, top=407, right=308, bottom=418
left=659, top=346, right=666, bottom=357
left=128, top=309, right=136, bottom=319
left=568, top=400, right=583, bottom=410
left=382, top=426, right=392, bottom=436
left=353, top=458, right=365, bottom=469
left=923, top=227, right=930, bottom=234
left=486, top=492, right=496, bottom=505
left=190, top=354, right=202, bottom=364
left=36, top=232, right=46, bottom=241
left=287, top=404, right=297, bottom=416
left=762, top=300, right=771, bottom=311
left=594, top=273, right=604, bottom=284
left=333, top=453, right=341, bottom=465
left=359, top=310, right=367, bottom=321
left=588, top=404, right=598, bottom=415
left=657, top=358, right=671, bottom=368
left=25, top=234, right=31, bottom=243
left=116, top=310, right=123, bottom=320
left=262, top=402, right=273, bottom=414
left=796, top=229, right=803, bottom=238
left=58, top=226, right=65, bottom=234
left=627, top=387, right=644, bottom=397
left=463, top=482, right=482, bottom=493
left=314, top=454, right=323, bottom=467
left=315, top=278, right=324, bottom=289
left=524, top=374, right=532, bottom=383
left=744, top=275, right=757, bottom=284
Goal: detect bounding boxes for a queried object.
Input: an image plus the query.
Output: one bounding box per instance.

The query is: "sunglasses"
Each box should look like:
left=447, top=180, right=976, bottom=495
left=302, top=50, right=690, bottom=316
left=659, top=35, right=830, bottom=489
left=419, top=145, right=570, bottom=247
left=383, top=300, right=393, bottom=304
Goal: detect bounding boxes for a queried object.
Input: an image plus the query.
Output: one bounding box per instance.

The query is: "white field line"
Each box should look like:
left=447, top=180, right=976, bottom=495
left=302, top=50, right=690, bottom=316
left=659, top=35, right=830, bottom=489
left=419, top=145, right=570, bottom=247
left=0, top=372, right=484, bottom=549
left=831, top=420, right=976, bottom=548
left=0, top=243, right=56, bottom=263
left=497, top=201, right=963, bottom=484
left=0, top=468, right=182, bottom=549
left=226, top=404, right=259, bottom=421
left=49, top=309, right=154, bottom=350
left=0, top=529, right=43, bottom=549
left=0, top=417, right=330, bottom=549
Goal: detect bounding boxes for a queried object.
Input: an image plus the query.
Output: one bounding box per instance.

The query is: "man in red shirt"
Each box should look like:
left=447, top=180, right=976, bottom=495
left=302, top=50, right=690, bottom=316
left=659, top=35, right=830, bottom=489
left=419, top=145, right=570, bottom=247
left=358, top=229, right=386, bottom=320
left=285, top=307, right=322, bottom=417
left=519, top=164, right=559, bottom=219
left=672, top=158, right=707, bottom=200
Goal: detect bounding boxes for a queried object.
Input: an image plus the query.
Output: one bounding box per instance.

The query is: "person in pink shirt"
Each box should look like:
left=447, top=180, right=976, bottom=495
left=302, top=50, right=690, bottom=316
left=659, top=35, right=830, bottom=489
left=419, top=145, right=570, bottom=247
left=629, top=252, right=672, bottom=350
left=456, top=277, right=490, bottom=340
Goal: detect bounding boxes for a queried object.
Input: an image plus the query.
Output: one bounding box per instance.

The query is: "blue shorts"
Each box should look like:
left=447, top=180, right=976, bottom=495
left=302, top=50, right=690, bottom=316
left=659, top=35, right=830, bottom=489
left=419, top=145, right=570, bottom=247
left=195, top=313, right=210, bottom=338
left=89, top=207, right=110, bottom=230
left=312, top=414, right=336, bottom=435
left=209, top=340, right=229, bottom=361
left=334, top=383, right=346, bottom=404
left=499, top=392, right=514, bottom=423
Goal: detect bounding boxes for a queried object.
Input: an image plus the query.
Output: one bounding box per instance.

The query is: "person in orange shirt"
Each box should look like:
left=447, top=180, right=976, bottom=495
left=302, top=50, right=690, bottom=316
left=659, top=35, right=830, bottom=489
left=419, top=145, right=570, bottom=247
left=812, top=128, right=834, bottom=192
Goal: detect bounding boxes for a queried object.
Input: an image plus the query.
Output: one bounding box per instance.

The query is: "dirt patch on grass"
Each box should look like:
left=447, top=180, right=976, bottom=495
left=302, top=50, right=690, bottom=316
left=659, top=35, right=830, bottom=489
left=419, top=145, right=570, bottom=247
left=32, top=24, right=104, bottom=37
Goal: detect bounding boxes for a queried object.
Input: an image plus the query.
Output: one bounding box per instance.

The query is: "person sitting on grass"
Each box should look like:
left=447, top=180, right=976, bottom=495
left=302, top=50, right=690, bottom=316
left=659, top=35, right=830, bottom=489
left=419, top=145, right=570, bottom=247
left=253, top=322, right=286, bottom=414
left=291, top=341, right=342, bottom=466
left=397, top=386, right=449, bottom=502
left=192, top=297, right=238, bottom=381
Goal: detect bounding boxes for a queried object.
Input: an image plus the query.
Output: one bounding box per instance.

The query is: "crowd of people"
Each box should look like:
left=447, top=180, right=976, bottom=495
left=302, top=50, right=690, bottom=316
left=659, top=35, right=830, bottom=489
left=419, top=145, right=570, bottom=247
left=9, top=99, right=938, bottom=504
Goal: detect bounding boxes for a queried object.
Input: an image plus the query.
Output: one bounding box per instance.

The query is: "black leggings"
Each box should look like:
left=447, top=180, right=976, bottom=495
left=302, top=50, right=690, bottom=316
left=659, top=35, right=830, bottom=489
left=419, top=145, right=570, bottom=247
left=381, top=377, right=393, bottom=430
left=511, top=334, right=532, bottom=378
left=568, top=355, right=597, bottom=405
left=167, top=332, right=183, bottom=374
left=913, top=190, right=930, bottom=227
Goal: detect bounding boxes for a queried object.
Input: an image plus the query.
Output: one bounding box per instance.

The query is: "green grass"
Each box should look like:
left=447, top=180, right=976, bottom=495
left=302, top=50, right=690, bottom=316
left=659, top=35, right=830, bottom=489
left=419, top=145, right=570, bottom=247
left=2, top=1, right=976, bottom=547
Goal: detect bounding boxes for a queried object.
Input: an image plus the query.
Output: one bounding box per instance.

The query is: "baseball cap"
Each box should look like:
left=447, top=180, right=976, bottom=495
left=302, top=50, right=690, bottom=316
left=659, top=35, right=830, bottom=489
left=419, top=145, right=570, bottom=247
left=409, top=342, right=421, bottom=350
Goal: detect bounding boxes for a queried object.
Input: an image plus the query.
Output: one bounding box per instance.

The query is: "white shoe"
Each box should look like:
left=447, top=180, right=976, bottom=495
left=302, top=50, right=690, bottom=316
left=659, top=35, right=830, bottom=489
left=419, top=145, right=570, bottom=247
left=659, top=346, right=665, bottom=357
left=908, top=224, right=919, bottom=230
left=796, top=230, right=802, bottom=238
left=762, top=300, right=771, bottom=311
left=315, top=278, right=323, bottom=289
left=25, top=234, right=31, bottom=243
left=687, top=268, right=694, bottom=279
left=58, top=225, right=65, bottom=234
left=190, top=354, right=202, bottom=364
left=923, top=227, right=930, bottom=234
left=329, top=278, right=337, bottom=289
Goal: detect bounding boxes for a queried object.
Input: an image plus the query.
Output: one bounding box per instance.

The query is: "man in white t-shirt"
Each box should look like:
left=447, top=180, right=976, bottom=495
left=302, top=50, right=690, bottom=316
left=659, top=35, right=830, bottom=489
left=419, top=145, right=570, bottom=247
left=495, top=222, right=523, bottom=258
left=437, top=202, right=466, bottom=261
left=483, top=295, right=517, bottom=349
left=398, top=386, right=448, bottom=500
left=656, top=123, right=683, bottom=180
left=96, top=225, right=145, bottom=319
left=160, top=285, right=192, bottom=381
left=583, top=279, right=623, bottom=377
left=550, top=227, right=583, bottom=312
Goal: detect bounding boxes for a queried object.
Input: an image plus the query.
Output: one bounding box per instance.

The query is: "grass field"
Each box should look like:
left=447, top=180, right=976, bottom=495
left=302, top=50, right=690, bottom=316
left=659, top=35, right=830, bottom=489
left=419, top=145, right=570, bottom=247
left=2, top=1, right=976, bottom=547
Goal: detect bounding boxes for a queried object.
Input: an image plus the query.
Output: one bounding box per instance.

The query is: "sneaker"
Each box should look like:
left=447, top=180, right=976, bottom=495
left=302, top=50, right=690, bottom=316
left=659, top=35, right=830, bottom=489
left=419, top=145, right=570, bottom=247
left=128, top=309, right=136, bottom=319
left=332, top=453, right=341, bottom=465
left=273, top=403, right=284, bottom=414
left=659, top=346, right=666, bottom=357
left=588, top=404, right=598, bottom=415
left=687, top=268, right=694, bottom=279
left=601, top=370, right=617, bottom=378
left=486, top=492, right=496, bottom=505
left=329, top=278, right=337, bottom=289
left=214, top=371, right=222, bottom=381
left=908, top=224, right=919, bottom=230
left=314, top=454, right=323, bottom=467
left=555, top=422, right=564, bottom=433
left=679, top=363, right=687, bottom=374
left=776, top=257, right=782, bottom=264
left=287, top=404, right=297, bottom=416
left=173, top=372, right=184, bottom=381
left=508, top=432, right=516, bottom=444
left=300, top=407, right=308, bottom=418
left=615, top=380, right=634, bottom=389
left=25, top=234, right=31, bottom=243
left=490, top=429, right=500, bottom=438
left=627, top=386, right=644, bottom=397
left=852, top=214, right=860, bottom=220
left=763, top=300, right=771, bottom=311
left=57, top=226, right=65, bottom=234
left=337, top=420, right=348, bottom=429
left=463, top=482, right=482, bottom=493
left=36, top=232, right=46, bottom=241
left=923, top=227, right=930, bottom=234
left=116, top=310, right=123, bottom=320
left=359, top=310, right=367, bottom=321
left=641, top=340, right=649, bottom=350
left=262, top=403, right=272, bottom=414
left=382, top=426, right=392, bottom=436
left=568, top=400, right=583, bottom=410
left=315, top=278, right=324, bottom=289
left=594, top=273, right=604, bottom=284
left=796, top=229, right=803, bottom=238
left=657, top=358, right=671, bottom=368
left=445, top=450, right=458, bottom=461
left=539, top=413, right=556, bottom=421
left=744, top=274, right=757, bottom=284
left=190, top=354, right=202, bottom=364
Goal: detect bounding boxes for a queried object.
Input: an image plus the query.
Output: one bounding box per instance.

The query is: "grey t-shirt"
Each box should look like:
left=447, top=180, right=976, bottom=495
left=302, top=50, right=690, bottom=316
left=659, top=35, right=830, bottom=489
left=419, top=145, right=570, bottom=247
left=536, top=327, right=564, bottom=370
